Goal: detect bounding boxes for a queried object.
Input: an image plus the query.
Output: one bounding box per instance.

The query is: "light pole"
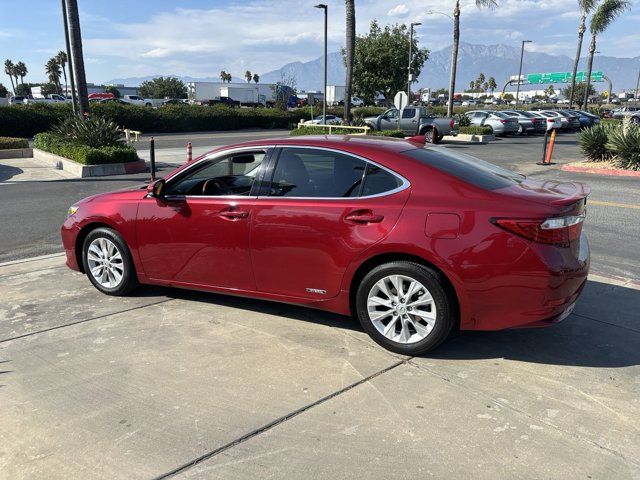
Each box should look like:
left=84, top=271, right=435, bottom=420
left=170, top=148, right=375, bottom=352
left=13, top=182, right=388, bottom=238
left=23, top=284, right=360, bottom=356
left=515, top=40, right=532, bottom=109
left=426, top=11, right=454, bottom=114
left=408, top=22, right=421, bottom=100
left=635, top=62, right=640, bottom=105
left=315, top=4, right=328, bottom=125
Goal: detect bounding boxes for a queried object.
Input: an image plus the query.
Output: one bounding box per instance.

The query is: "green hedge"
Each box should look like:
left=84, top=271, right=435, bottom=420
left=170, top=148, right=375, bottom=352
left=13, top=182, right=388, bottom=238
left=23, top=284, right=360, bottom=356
left=0, top=136, right=29, bottom=149
left=459, top=126, right=493, bottom=135
left=0, top=104, right=71, bottom=137
left=33, top=132, right=139, bottom=165
left=290, top=125, right=405, bottom=138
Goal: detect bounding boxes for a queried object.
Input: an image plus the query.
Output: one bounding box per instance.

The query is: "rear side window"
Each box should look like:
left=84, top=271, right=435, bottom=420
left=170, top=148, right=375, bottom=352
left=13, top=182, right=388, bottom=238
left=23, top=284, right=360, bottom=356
left=404, top=148, right=523, bottom=190
left=402, top=108, right=415, bottom=119
left=362, top=164, right=403, bottom=196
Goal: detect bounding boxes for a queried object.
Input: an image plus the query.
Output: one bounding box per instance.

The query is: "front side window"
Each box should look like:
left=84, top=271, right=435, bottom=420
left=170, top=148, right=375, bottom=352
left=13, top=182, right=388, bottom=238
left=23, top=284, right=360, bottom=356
left=269, top=148, right=366, bottom=198
left=166, top=150, right=266, bottom=196
left=385, top=109, right=399, bottom=119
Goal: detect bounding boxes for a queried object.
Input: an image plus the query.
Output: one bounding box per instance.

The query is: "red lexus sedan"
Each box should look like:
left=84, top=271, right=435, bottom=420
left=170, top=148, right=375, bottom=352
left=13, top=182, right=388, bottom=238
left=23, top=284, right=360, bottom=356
left=61, top=136, right=590, bottom=355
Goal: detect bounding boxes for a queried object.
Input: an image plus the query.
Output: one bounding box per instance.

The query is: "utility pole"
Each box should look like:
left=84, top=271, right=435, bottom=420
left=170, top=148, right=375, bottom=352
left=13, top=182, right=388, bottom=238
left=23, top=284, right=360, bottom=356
left=315, top=4, right=328, bottom=125
left=635, top=62, right=640, bottom=105
left=61, top=0, right=77, bottom=114
left=408, top=22, right=421, bottom=100
left=65, top=0, right=89, bottom=115
left=514, top=40, right=532, bottom=109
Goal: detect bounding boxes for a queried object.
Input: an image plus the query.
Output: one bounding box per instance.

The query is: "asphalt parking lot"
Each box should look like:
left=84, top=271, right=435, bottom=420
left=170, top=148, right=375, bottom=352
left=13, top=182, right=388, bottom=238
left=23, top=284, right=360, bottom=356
left=1, top=130, right=639, bottom=479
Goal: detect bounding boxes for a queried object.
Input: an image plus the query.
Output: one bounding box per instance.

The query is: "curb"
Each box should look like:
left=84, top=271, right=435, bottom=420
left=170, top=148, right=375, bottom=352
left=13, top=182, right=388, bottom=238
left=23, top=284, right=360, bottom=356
left=32, top=148, right=149, bottom=178
left=0, top=252, right=65, bottom=268
left=561, top=164, right=640, bottom=177
left=0, top=148, right=33, bottom=159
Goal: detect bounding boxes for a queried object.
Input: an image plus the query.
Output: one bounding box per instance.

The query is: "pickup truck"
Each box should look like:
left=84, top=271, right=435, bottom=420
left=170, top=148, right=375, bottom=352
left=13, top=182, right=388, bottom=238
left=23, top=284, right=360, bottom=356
left=122, top=95, right=153, bottom=107
left=364, top=106, right=456, bottom=143
left=199, top=96, right=241, bottom=108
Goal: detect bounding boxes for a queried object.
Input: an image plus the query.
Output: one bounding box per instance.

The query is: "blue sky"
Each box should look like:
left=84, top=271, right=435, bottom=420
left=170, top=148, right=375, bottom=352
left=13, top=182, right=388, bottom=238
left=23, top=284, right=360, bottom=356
left=1, top=0, right=639, bottom=85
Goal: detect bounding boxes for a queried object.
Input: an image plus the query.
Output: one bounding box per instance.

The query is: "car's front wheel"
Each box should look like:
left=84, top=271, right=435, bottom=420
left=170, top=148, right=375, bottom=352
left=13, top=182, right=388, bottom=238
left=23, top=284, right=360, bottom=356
left=82, top=227, right=138, bottom=296
left=356, top=261, right=454, bottom=355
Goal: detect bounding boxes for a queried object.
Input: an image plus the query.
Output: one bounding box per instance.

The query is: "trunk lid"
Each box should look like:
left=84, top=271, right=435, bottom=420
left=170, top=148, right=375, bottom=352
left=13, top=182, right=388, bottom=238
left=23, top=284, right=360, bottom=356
left=497, top=178, right=590, bottom=209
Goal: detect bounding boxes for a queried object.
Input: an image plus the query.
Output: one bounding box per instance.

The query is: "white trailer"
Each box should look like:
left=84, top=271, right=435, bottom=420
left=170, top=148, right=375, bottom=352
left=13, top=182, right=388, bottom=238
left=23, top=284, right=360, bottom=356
left=220, top=86, right=265, bottom=106
left=188, top=82, right=276, bottom=105
left=325, top=85, right=345, bottom=106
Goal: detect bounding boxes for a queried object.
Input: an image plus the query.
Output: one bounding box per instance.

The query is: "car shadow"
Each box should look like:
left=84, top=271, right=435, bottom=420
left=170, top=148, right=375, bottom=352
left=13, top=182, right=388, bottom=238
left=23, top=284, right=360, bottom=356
left=0, top=164, right=24, bottom=182
left=133, top=279, right=638, bottom=368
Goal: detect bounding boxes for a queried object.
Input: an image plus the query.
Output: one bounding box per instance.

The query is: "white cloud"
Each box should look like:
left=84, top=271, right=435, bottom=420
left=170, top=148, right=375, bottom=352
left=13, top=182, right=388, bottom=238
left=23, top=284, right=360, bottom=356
left=388, top=4, right=409, bottom=17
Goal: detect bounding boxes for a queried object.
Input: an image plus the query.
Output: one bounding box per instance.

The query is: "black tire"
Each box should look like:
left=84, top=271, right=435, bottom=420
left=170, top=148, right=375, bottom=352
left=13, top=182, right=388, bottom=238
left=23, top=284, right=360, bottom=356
left=517, top=124, right=524, bottom=135
left=355, top=261, right=454, bottom=355
left=423, top=128, right=439, bottom=144
left=632, top=116, right=639, bottom=125
left=82, top=227, right=138, bottom=296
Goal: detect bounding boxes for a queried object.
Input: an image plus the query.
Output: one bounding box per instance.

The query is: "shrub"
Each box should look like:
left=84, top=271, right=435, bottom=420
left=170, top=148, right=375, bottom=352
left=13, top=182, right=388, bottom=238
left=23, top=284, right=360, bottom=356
left=578, top=124, right=614, bottom=162
left=607, top=126, right=640, bottom=171
left=0, top=103, right=71, bottom=137
left=290, top=125, right=405, bottom=138
left=457, top=114, right=471, bottom=127
left=52, top=116, right=124, bottom=148
left=33, top=132, right=138, bottom=165
left=459, top=125, right=492, bottom=135
left=0, top=136, right=29, bottom=149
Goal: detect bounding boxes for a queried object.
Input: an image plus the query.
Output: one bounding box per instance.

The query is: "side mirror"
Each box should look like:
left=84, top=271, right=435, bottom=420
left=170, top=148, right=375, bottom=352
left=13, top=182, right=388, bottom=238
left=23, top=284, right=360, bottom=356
left=147, top=179, right=166, bottom=198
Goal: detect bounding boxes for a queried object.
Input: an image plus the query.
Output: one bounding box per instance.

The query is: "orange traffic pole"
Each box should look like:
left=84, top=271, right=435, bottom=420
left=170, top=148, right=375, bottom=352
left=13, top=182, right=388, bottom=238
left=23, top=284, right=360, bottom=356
left=186, top=142, right=192, bottom=163
left=544, top=129, right=557, bottom=165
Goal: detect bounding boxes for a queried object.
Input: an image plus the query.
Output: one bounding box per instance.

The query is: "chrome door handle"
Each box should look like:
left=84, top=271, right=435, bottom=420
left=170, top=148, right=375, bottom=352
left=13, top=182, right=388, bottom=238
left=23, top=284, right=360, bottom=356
left=345, top=211, right=384, bottom=224
left=219, top=210, right=249, bottom=219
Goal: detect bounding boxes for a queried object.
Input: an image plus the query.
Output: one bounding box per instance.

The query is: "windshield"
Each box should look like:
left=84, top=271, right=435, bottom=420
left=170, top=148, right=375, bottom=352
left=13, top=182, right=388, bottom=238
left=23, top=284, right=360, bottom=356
left=490, top=111, right=510, bottom=119
left=403, top=148, right=524, bottom=191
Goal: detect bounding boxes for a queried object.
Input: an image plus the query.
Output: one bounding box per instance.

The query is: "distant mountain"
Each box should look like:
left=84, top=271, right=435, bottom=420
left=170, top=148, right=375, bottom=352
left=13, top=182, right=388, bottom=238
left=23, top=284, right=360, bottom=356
left=104, top=74, right=244, bottom=86
left=106, top=42, right=640, bottom=93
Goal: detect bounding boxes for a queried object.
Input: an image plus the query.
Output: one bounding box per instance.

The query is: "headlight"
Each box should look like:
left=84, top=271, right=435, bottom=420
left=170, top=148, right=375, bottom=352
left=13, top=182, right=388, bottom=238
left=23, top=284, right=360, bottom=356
left=67, top=205, right=79, bottom=217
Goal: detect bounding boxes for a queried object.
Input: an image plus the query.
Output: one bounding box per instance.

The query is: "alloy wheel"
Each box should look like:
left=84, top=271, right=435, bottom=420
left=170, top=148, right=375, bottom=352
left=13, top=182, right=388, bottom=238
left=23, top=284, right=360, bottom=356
left=366, top=274, right=436, bottom=344
left=86, top=237, right=125, bottom=289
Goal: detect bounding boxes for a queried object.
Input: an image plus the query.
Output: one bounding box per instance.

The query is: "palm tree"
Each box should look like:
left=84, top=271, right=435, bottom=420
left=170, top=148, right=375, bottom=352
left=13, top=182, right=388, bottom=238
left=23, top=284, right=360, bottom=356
left=343, top=0, right=355, bottom=122
left=15, top=62, right=27, bottom=86
left=447, top=0, right=497, bottom=116
left=46, top=58, right=62, bottom=94
left=253, top=73, right=260, bottom=83
left=568, top=0, right=597, bottom=108
left=4, top=60, right=16, bottom=94
left=245, top=70, right=252, bottom=83
left=65, top=0, right=89, bottom=114
left=488, top=76, right=497, bottom=94
left=220, top=70, right=227, bottom=83
left=582, top=0, right=630, bottom=109
left=56, top=51, right=68, bottom=94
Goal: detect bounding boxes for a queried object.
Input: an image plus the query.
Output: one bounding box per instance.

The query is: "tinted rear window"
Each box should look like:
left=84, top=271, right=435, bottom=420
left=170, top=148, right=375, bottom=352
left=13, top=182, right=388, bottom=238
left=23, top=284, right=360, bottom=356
left=403, top=148, right=524, bottom=190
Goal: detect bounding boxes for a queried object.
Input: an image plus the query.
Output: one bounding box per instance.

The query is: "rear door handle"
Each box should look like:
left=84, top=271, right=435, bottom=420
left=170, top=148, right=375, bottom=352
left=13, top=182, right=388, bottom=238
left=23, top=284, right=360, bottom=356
left=219, top=210, right=249, bottom=219
left=345, top=211, right=384, bottom=224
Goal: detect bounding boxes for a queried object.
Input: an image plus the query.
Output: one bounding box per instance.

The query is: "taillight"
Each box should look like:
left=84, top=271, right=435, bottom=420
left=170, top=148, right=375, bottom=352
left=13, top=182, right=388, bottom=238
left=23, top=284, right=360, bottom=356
left=450, top=119, right=455, bottom=129
left=547, top=119, right=554, bottom=123
left=492, top=214, right=585, bottom=246
left=499, top=119, right=507, bottom=124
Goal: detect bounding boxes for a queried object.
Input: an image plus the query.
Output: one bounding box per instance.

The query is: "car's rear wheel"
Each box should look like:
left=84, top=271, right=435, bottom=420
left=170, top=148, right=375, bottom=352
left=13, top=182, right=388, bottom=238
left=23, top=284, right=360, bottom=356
left=517, top=124, right=524, bottom=135
left=423, top=128, right=440, bottom=144
left=82, top=227, right=138, bottom=296
left=356, top=261, right=454, bottom=355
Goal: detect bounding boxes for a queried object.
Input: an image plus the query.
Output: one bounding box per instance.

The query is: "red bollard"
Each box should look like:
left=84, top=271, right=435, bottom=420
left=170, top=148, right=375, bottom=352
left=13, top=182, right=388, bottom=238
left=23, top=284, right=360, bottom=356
left=186, top=142, right=192, bottom=163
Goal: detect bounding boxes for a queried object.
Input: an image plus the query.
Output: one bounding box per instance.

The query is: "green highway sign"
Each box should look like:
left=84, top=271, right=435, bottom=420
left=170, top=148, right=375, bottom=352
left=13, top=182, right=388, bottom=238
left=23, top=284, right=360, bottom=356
left=526, top=71, right=603, bottom=84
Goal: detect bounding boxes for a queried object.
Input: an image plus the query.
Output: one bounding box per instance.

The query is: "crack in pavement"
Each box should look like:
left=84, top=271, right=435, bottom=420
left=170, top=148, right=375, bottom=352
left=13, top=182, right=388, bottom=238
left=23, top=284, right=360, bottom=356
left=151, top=358, right=410, bottom=480
left=0, top=299, right=174, bottom=344
left=572, top=312, right=640, bottom=334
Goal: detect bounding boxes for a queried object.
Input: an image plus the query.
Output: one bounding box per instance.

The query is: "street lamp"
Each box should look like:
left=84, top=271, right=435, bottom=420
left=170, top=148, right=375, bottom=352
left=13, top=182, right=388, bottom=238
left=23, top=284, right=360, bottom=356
left=408, top=22, right=421, bottom=100
left=315, top=4, right=328, bottom=125
left=515, top=40, right=532, bottom=109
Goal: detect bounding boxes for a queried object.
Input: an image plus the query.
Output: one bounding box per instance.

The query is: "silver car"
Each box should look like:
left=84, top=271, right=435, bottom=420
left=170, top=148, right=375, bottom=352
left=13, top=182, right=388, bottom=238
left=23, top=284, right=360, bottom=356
left=502, top=110, right=544, bottom=134
left=464, top=110, right=519, bottom=135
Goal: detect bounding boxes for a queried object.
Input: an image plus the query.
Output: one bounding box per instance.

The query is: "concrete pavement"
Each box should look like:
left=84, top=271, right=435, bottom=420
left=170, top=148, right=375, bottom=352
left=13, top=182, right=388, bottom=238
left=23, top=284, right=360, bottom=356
left=1, top=255, right=639, bottom=479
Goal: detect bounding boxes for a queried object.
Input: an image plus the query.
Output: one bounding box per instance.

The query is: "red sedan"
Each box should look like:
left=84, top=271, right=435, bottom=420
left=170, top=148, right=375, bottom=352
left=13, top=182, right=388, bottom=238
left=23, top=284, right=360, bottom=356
left=61, top=136, right=590, bottom=355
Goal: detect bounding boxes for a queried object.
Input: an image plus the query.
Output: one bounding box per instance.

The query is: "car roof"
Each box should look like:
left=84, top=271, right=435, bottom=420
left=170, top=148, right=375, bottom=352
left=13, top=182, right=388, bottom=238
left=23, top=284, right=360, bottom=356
left=209, top=135, right=421, bottom=156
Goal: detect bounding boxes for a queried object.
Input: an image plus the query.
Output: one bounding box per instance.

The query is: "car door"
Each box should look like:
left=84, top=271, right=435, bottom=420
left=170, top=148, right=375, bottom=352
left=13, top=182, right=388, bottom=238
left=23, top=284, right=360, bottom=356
left=380, top=108, right=400, bottom=130
left=136, top=148, right=271, bottom=290
left=251, top=146, right=410, bottom=299
left=399, top=107, right=416, bottom=134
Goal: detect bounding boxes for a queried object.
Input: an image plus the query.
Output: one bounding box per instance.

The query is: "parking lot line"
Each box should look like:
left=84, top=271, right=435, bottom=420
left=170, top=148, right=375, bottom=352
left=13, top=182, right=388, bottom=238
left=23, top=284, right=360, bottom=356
left=589, top=200, right=640, bottom=210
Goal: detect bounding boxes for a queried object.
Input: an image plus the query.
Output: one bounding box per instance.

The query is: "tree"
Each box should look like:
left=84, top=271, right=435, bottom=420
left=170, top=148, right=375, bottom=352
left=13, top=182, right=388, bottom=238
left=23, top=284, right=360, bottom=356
left=220, top=70, right=227, bottom=83
left=0, top=83, right=7, bottom=97
left=545, top=84, right=556, bottom=98
left=488, top=77, right=497, bottom=94
left=482, top=82, right=489, bottom=93
left=245, top=70, right=252, bottom=83
left=343, top=0, right=356, bottom=122
left=15, top=83, right=33, bottom=96
left=563, top=82, right=594, bottom=101
left=45, top=58, right=62, bottom=93
left=4, top=60, right=16, bottom=94
left=582, top=0, right=630, bottom=108
left=15, top=61, right=27, bottom=86
left=55, top=51, right=68, bottom=93
left=349, top=20, right=429, bottom=105
left=138, top=77, right=187, bottom=99
left=104, top=85, right=120, bottom=98
left=448, top=0, right=497, bottom=116
left=40, top=82, right=59, bottom=97
left=225, top=72, right=232, bottom=83
left=252, top=73, right=260, bottom=83
left=568, top=0, right=597, bottom=108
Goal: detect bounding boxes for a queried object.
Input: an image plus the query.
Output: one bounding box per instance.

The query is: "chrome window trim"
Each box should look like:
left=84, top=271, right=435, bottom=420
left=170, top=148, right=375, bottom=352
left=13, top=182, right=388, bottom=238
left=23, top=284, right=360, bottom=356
left=257, top=145, right=410, bottom=201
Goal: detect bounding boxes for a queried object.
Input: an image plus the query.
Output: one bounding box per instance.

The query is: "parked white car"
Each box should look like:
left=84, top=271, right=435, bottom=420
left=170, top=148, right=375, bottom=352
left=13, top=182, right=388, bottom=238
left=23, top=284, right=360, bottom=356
left=303, top=115, right=343, bottom=125
left=24, top=94, right=68, bottom=104
left=121, top=95, right=153, bottom=107
left=461, top=100, right=477, bottom=106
